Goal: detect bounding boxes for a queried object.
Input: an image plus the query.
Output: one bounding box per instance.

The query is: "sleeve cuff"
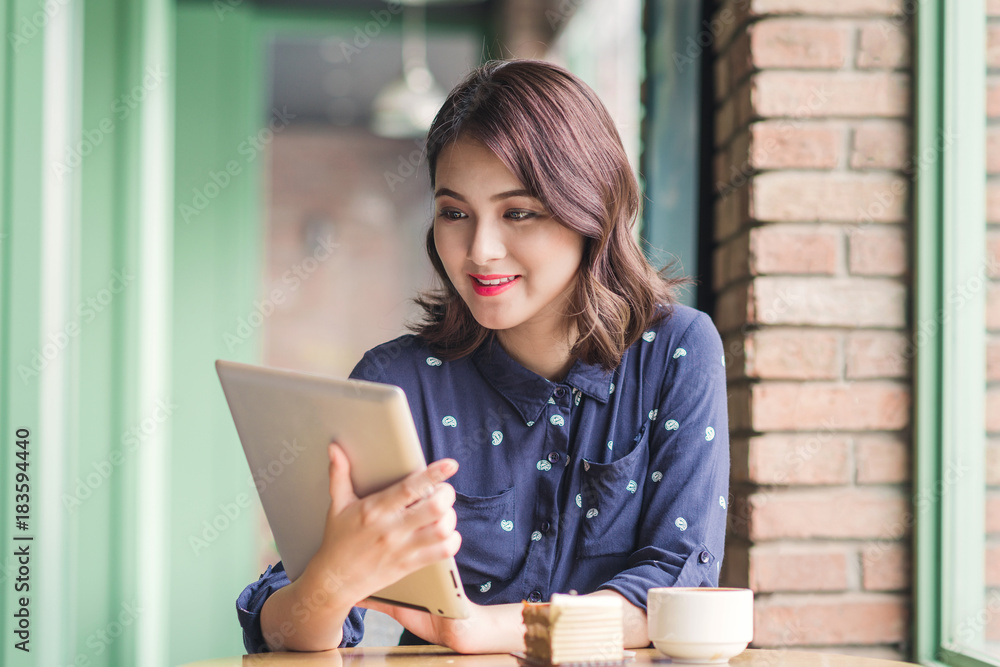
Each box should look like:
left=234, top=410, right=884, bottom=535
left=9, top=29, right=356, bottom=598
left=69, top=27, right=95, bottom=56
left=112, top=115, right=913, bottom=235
left=596, top=545, right=718, bottom=612
left=236, top=561, right=367, bottom=653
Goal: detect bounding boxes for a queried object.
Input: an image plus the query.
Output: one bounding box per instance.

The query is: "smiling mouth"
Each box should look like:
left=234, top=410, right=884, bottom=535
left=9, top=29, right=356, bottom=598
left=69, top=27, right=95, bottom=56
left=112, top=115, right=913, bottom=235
left=471, top=274, right=519, bottom=286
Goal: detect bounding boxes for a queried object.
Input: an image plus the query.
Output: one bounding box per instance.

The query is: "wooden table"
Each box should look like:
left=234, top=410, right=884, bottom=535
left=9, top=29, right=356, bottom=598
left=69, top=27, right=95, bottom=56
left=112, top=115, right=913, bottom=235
left=181, top=645, right=917, bottom=666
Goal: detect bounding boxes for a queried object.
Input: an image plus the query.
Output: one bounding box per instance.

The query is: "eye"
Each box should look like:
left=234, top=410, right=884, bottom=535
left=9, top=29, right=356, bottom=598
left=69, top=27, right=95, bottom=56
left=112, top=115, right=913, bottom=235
left=506, top=209, right=536, bottom=221
left=437, top=208, right=466, bottom=221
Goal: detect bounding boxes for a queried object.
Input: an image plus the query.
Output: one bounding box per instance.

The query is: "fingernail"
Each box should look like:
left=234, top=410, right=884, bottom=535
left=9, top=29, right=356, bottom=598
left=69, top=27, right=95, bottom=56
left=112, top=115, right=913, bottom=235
left=438, top=459, right=458, bottom=475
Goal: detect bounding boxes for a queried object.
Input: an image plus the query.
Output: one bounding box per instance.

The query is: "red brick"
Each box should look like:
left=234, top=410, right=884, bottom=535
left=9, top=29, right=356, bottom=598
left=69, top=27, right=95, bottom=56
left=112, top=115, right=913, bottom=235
left=714, top=52, right=729, bottom=102
left=750, top=543, right=851, bottom=592
left=848, top=225, right=907, bottom=276
left=716, top=95, right=736, bottom=148
left=988, top=78, right=1000, bottom=120
left=728, top=29, right=753, bottom=88
left=750, top=121, right=843, bottom=169
left=856, top=435, right=910, bottom=484
left=989, top=180, right=1000, bottom=223
left=987, top=231, right=1000, bottom=276
left=846, top=330, right=910, bottom=379
left=754, top=593, right=908, bottom=646
left=989, top=492, right=1000, bottom=535
left=989, top=336, right=1000, bottom=382
left=988, top=438, right=1000, bottom=485
left=752, top=172, right=908, bottom=223
left=749, top=19, right=850, bottom=69
left=990, top=25, right=1000, bottom=70
left=745, top=488, right=909, bottom=540
left=745, top=328, right=841, bottom=380
left=750, top=0, right=905, bottom=15
left=752, top=71, right=910, bottom=119
left=851, top=120, right=910, bottom=170
left=720, top=540, right=750, bottom=588
left=715, top=180, right=751, bottom=241
left=988, top=542, right=1000, bottom=587
left=751, top=224, right=840, bottom=275
left=717, top=130, right=752, bottom=194
left=856, top=21, right=910, bottom=69
left=989, top=387, right=1000, bottom=435
left=990, top=282, right=1000, bottom=332
left=751, top=277, right=907, bottom=328
left=713, top=232, right=751, bottom=289
left=714, top=281, right=751, bottom=334
left=989, top=129, right=1000, bottom=176
left=751, top=381, right=910, bottom=431
left=744, top=433, right=852, bottom=484
left=713, top=1, right=753, bottom=55
left=861, top=542, right=910, bottom=591
left=726, top=383, right=753, bottom=434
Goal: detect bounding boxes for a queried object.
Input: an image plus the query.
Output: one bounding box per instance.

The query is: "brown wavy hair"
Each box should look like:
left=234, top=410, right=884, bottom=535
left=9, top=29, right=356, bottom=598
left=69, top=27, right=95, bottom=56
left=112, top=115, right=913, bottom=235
left=410, top=59, right=687, bottom=371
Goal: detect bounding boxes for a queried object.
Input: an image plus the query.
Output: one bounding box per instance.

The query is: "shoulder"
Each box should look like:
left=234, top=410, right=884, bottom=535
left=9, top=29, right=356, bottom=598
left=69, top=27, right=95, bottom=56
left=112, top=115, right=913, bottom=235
left=633, top=304, right=725, bottom=380
left=647, top=303, right=722, bottom=348
left=349, top=334, right=440, bottom=383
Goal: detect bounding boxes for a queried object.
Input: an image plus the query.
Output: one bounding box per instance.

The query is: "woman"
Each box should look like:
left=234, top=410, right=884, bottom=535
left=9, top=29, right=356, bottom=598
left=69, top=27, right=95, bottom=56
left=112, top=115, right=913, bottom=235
left=237, top=59, right=729, bottom=654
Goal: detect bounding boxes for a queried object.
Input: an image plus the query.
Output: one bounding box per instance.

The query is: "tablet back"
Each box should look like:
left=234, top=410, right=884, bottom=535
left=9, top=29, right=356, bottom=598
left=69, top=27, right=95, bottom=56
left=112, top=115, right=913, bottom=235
left=215, top=359, right=470, bottom=618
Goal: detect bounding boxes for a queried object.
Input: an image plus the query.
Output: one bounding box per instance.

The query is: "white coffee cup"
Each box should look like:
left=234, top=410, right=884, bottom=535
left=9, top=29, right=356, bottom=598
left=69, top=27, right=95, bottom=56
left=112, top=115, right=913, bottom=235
left=647, top=587, right=754, bottom=664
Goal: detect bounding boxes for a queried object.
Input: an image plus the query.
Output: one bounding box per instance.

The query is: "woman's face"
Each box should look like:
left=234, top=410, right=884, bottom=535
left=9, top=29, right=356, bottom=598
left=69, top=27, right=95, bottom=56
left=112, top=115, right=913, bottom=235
left=433, top=138, right=585, bottom=340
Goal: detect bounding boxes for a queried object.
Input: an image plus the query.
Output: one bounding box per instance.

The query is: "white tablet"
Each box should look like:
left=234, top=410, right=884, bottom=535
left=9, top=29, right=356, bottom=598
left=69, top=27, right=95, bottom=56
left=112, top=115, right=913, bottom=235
left=215, top=359, right=471, bottom=619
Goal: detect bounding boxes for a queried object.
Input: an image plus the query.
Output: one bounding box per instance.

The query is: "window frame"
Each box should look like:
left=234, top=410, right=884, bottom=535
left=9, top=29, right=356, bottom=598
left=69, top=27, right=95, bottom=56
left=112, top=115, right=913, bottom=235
left=914, top=0, right=990, bottom=665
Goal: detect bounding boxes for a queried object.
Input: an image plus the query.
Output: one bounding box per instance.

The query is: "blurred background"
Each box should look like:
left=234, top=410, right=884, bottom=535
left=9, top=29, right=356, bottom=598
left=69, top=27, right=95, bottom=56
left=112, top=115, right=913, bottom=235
left=1, top=1, right=996, bottom=666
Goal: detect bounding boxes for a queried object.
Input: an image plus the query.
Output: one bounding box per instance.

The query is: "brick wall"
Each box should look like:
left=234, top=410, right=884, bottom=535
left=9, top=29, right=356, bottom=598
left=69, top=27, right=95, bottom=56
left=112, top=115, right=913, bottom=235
left=988, top=0, right=1000, bottom=643
left=710, top=0, right=913, bottom=660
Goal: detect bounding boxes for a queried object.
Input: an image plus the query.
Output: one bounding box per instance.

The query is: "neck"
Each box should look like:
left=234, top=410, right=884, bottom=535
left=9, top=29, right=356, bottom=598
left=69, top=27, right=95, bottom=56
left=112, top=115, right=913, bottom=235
left=496, top=321, right=578, bottom=382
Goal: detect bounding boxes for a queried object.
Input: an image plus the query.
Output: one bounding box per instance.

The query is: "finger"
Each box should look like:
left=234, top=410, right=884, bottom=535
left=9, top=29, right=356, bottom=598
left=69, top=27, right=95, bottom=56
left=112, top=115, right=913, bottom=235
left=399, top=529, right=463, bottom=571
left=384, top=458, right=459, bottom=510
left=399, top=484, right=456, bottom=531
left=328, top=443, right=358, bottom=515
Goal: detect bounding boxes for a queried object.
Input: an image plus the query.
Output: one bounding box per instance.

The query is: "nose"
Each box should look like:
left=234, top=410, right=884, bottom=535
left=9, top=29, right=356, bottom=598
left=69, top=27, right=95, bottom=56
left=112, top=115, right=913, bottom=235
left=467, top=217, right=506, bottom=266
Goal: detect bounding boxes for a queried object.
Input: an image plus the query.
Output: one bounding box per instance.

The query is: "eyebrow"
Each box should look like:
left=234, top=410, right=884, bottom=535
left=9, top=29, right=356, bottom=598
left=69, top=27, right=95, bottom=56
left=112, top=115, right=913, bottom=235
left=434, top=188, right=536, bottom=202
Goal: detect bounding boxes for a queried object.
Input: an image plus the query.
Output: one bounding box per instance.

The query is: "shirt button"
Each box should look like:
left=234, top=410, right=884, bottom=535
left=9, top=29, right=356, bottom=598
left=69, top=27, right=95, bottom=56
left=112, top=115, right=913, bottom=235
left=540, top=521, right=551, bottom=533
left=547, top=451, right=560, bottom=464
left=528, top=590, right=542, bottom=603
left=554, top=387, right=566, bottom=398
left=699, top=551, right=711, bottom=564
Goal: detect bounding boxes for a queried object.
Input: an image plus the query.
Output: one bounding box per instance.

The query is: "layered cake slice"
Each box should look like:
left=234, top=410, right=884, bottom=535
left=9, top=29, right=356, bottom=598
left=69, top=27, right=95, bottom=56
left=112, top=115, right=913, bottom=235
left=522, top=593, right=625, bottom=665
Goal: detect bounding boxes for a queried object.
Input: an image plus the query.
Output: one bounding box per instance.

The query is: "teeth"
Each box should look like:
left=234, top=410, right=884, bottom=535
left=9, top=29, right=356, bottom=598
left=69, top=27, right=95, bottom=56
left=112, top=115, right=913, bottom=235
left=475, top=276, right=516, bottom=286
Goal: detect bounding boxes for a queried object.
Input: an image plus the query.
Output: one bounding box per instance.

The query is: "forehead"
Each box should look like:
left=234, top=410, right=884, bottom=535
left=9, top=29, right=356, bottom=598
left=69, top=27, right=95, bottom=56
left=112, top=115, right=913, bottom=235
left=434, top=137, right=524, bottom=190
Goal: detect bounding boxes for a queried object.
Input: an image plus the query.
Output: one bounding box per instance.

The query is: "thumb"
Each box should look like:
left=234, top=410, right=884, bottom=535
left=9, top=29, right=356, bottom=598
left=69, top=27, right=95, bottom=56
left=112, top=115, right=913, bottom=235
left=328, top=442, right=358, bottom=514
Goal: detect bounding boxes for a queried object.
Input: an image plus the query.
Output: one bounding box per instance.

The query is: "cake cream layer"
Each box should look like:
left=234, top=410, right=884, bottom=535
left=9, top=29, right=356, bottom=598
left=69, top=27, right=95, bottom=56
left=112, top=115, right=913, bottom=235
left=522, top=594, right=625, bottom=664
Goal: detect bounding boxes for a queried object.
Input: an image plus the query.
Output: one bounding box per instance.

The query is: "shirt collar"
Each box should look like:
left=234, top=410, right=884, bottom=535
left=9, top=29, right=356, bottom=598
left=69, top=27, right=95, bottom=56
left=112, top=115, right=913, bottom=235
left=471, top=335, right=612, bottom=425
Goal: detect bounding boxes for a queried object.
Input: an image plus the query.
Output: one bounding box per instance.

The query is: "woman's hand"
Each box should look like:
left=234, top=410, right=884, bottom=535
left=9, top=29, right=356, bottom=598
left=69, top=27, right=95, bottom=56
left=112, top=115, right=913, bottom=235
left=300, top=443, right=462, bottom=609
left=358, top=598, right=527, bottom=655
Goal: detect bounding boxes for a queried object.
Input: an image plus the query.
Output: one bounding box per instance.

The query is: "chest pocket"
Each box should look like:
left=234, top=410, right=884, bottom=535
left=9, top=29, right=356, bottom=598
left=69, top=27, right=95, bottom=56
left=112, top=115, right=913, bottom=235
left=577, top=424, right=649, bottom=558
left=453, top=486, right=518, bottom=586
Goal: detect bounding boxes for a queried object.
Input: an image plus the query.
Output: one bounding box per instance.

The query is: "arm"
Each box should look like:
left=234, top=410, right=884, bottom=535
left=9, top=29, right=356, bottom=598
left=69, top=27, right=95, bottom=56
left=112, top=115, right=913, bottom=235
left=258, top=443, right=461, bottom=652
left=597, top=313, right=730, bottom=619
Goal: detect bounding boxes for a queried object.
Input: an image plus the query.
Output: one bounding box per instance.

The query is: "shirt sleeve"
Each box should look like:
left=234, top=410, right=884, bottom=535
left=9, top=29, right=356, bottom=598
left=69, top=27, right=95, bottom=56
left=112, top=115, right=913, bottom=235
left=597, top=312, right=730, bottom=610
left=235, top=560, right=366, bottom=653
